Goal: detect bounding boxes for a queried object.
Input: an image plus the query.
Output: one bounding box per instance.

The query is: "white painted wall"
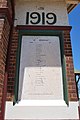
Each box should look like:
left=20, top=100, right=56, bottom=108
left=5, top=101, right=79, bottom=119
left=15, top=0, right=69, bottom=26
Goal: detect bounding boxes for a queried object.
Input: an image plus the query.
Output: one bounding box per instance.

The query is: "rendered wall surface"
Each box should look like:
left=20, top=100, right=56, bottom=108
left=15, top=0, right=69, bottom=26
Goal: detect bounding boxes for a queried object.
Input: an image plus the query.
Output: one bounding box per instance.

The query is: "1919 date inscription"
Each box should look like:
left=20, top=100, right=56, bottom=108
left=26, top=12, right=57, bottom=25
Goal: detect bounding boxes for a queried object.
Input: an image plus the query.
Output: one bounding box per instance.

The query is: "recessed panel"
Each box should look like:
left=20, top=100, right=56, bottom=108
left=18, top=36, right=63, bottom=101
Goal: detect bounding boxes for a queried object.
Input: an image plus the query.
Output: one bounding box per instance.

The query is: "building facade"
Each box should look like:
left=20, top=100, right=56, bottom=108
left=0, top=0, right=80, bottom=119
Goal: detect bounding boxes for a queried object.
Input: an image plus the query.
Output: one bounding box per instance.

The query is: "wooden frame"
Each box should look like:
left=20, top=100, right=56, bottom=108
left=13, top=25, right=69, bottom=105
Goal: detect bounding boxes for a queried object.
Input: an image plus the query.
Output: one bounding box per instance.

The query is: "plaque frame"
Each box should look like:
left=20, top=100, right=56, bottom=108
left=14, top=26, right=68, bottom=106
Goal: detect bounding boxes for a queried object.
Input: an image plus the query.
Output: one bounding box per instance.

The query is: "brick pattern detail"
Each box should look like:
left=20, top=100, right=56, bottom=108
left=0, top=0, right=12, bottom=19
left=0, top=0, right=13, bottom=118
left=64, top=30, right=78, bottom=101
left=0, top=18, right=10, bottom=111
left=0, top=19, right=4, bottom=111
left=6, top=28, right=18, bottom=101
left=0, top=0, right=7, bottom=8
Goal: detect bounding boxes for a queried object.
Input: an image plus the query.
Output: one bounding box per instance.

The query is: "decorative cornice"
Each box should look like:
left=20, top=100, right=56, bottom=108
left=67, top=4, right=77, bottom=13
left=16, top=25, right=72, bottom=31
left=0, top=7, right=13, bottom=25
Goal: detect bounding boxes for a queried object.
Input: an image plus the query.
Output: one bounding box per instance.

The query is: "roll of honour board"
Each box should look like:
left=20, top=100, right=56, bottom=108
left=18, top=36, right=64, bottom=100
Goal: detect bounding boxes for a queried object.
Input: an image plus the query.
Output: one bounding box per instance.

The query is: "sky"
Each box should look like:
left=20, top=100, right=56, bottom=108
left=68, top=4, right=80, bottom=98
left=68, top=4, right=80, bottom=71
